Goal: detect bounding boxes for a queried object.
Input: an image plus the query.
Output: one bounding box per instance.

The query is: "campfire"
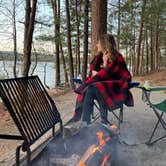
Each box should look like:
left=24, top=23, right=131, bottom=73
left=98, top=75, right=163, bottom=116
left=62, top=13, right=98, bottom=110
left=31, top=123, right=117, bottom=166
left=77, top=131, right=112, bottom=166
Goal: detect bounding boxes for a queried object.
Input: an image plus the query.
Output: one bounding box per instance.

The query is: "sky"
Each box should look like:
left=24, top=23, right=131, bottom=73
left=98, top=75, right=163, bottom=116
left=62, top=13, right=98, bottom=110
left=0, top=0, right=118, bottom=54
left=0, top=0, right=55, bottom=53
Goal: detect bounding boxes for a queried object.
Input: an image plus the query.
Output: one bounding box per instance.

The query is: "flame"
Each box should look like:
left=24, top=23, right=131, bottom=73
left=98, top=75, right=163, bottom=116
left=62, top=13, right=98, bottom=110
left=91, top=146, right=99, bottom=153
left=96, top=131, right=110, bottom=147
left=96, top=132, right=105, bottom=146
left=101, top=154, right=111, bottom=166
left=77, top=131, right=111, bottom=166
left=79, top=163, right=85, bottom=166
left=110, top=124, right=117, bottom=130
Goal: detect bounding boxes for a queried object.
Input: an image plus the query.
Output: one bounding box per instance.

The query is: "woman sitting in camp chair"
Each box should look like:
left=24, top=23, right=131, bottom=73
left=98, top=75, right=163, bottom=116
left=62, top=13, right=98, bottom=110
left=71, top=34, right=134, bottom=125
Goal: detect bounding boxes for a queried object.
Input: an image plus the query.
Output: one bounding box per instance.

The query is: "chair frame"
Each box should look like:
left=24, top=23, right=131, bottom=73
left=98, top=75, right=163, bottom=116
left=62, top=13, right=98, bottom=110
left=91, top=101, right=123, bottom=129
left=139, top=87, right=166, bottom=145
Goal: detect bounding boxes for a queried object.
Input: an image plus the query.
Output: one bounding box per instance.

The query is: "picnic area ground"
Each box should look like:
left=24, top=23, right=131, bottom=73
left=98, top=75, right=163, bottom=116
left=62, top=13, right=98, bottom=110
left=0, top=70, right=165, bottom=166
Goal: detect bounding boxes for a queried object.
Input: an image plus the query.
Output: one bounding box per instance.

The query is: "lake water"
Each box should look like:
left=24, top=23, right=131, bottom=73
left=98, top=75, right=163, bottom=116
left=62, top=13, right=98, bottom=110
left=0, top=60, right=66, bottom=88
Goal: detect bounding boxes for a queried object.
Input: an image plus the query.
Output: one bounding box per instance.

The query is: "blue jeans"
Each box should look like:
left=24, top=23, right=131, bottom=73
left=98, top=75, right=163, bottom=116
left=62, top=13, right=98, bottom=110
left=82, top=86, right=108, bottom=124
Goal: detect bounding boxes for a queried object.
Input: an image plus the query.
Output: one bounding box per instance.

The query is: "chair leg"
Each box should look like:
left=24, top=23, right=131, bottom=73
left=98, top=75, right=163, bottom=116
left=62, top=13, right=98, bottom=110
left=92, top=101, right=124, bottom=129
left=118, top=106, right=123, bottom=129
left=119, top=105, right=123, bottom=123
left=60, top=120, right=63, bottom=134
left=52, top=126, right=55, bottom=137
left=91, top=109, right=94, bottom=119
left=155, top=112, right=166, bottom=131
left=16, top=145, right=22, bottom=166
left=147, top=115, right=161, bottom=145
left=27, top=146, right=31, bottom=166
left=147, top=112, right=166, bottom=145
left=147, top=134, right=166, bottom=145
left=92, top=101, right=100, bottom=121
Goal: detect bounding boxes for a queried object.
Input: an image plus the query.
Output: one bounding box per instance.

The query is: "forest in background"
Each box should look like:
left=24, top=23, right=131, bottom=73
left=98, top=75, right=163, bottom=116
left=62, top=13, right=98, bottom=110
left=0, top=0, right=165, bottom=87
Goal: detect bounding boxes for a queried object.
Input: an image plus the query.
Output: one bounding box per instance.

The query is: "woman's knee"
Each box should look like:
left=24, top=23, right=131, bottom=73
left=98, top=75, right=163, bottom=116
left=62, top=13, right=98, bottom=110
left=86, top=86, right=96, bottom=96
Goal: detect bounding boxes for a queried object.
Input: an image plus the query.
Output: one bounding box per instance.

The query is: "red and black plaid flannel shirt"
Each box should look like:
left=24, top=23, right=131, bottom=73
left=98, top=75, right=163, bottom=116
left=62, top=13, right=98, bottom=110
left=75, top=53, right=134, bottom=110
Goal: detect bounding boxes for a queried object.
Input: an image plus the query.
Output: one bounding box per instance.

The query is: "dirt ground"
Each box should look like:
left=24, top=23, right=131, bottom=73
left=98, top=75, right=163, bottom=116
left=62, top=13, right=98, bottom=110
left=0, top=70, right=165, bottom=165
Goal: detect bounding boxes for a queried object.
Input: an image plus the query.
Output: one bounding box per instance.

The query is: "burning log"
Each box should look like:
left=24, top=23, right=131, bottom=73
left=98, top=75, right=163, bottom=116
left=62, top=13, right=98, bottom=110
left=76, top=131, right=113, bottom=166
left=49, top=154, right=80, bottom=166
left=76, top=144, right=96, bottom=166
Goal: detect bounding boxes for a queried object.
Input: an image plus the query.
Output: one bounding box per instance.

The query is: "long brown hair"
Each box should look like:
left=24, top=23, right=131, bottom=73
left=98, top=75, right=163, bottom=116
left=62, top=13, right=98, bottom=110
left=98, top=34, right=119, bottom=61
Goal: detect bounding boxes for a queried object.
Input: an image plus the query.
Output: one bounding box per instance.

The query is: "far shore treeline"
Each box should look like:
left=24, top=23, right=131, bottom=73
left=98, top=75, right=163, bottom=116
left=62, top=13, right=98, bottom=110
left=0, top=51, right=54, bottom=62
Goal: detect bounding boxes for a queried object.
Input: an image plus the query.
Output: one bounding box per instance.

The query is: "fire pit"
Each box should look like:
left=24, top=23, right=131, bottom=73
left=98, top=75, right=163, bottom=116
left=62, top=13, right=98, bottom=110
left=31, top=123, right=118, bottom=166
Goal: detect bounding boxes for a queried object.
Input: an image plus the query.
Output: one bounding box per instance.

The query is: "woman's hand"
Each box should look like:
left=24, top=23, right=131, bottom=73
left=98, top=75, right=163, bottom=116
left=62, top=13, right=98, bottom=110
left=102, top=51, right=109, bottom=67
left=92, top=70, right=98, bottom=77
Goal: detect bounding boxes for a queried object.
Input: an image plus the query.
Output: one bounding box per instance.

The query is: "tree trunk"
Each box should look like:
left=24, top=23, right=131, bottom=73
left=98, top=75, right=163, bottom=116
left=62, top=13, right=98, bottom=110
left=82, top=0, right=89, bottom=80
left=145, top=27, right=149, bottom=73
left=130, top=1, right=136, bottom=75
left=12, top=0, right=17, bottom=78
left=150, top=0, right=156, bottom=72
left=51, top=0, right=60, bottom=86
left=75, top=39, right=78, bottom=77
left=140, top=38, right=145, bottom=74
left=92, top=0, right=107, bottom=56
left=135, top=0, right=146, bottom=75
left=23, top=0, right=37, bottom=77
left=30, top=43, right=38, bottom=75
left=75, top=0, right=81, bottom=76
left=117, top=0, right=121, bottom=50
left=154, top=0, right=160, bottom=71
left=59, top=38, right=68, bottom=83
left=150, top=20, right=154, bottom=71
left=66, top=0, right=74, bottom=88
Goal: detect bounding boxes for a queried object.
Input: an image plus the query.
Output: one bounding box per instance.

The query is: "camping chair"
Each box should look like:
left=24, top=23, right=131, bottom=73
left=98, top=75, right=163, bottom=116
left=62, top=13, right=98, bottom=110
left=138, top=86, right=166, bottom=145
left=91, top=82, right=139, bottom=129
left=72, top=78, right=139, bottom=129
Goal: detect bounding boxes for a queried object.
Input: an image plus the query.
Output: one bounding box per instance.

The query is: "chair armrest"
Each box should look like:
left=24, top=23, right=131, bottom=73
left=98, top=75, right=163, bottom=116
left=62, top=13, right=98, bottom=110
left=129, top=82, right=140, bottom=89
left=72, top=78, right=83, bottom=84
left=136, top=86, right=166, bottom=104
left=136, top=86, right=166, bottom=92
left=149, top=87, right=166, bottom=92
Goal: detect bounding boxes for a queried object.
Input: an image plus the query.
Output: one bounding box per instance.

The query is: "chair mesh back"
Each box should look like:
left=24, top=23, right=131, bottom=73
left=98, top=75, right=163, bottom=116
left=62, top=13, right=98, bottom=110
left=0, top=76, right=61, bottom=144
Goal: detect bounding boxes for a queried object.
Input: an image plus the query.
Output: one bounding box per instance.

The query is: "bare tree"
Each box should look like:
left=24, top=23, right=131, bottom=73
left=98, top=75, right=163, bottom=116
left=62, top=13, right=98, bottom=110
left=0, top=0, right=21, bottom=78
left=22, top=0, right=37, bottom=76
